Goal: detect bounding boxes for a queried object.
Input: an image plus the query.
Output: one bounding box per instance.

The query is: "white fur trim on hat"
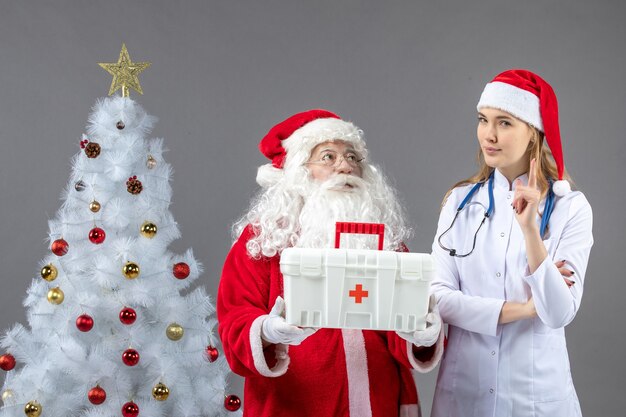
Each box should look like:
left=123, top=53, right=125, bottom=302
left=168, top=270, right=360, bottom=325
left=256, top=163, right=284, bottom=187
left=552, top=179, right=571, bottom=196
left=477, top=81, right=543, bottom=131
left=282, top=118, right=365, bottom=168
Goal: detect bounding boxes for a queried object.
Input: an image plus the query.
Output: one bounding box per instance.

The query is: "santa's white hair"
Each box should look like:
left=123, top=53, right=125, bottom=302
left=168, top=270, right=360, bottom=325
left=233, top=121, right=411, bottom=258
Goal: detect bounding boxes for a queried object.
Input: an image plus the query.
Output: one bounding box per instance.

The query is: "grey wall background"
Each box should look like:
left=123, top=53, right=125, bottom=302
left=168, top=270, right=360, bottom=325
left=1, top=1, right=624, bottom=415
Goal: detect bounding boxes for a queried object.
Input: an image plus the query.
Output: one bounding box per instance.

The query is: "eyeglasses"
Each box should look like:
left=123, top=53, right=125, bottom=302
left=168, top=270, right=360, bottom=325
left=305, top=150, right=365, bottom=168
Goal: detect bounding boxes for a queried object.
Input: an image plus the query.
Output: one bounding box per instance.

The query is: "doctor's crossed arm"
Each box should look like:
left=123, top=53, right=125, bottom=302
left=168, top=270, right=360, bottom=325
left=513, top=159, right=593, bottom=329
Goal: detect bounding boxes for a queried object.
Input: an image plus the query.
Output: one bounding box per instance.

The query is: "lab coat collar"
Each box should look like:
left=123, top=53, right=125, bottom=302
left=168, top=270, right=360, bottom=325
left=494, top=168, right=529, bottom=191
left=493, top=168, right=548, bottom=212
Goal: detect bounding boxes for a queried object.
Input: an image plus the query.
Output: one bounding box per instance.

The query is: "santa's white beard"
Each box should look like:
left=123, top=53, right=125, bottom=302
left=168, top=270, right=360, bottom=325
left=235, top=165, right=410, bottom=258
left=295, top=174, right=386, bottom=250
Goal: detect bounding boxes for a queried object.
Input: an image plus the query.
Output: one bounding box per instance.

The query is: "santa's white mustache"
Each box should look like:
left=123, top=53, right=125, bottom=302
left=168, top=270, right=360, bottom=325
left=319, top=174, right=367, bottom=191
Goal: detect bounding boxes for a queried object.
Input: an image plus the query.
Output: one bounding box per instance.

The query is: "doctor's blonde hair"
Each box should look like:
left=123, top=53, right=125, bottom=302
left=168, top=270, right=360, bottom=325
left=442, top=127, right=572, bottom=208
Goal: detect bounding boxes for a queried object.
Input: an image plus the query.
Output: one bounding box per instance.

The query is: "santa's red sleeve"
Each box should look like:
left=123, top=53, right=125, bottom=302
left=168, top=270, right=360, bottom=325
left=217, top=226, right=289, bottom=378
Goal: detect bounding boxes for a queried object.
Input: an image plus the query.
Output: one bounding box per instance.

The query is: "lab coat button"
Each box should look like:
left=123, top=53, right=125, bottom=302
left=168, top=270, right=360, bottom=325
left=507, top=194, right=512, bottom=199
left=496, top=272, right=501, bottom=277
left=500, top=232, right=505, bottom=237
left=489, top=388, right=494, bottom=394
left=491, top=351, right=496, bottom=355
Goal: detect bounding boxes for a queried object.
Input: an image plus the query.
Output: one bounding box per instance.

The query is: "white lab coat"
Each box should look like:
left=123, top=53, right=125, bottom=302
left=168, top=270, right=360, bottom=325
left=430, top=169, right=593, bottom=417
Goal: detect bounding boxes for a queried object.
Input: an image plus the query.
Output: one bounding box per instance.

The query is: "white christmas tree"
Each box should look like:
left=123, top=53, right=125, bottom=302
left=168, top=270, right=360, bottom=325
left=0, top=45, right=241, bottom=417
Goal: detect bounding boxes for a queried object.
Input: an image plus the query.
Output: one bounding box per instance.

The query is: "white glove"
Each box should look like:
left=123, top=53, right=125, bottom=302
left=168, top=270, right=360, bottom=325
left=261, top=296, right=317, bottom=346
left=396, top=295, right=442, bottom=347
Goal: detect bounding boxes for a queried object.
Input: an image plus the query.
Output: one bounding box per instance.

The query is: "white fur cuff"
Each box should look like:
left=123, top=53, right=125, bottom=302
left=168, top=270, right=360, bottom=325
left=407, top=329, right=445, bottom=373
left=250, top=315, right=290, bottom=377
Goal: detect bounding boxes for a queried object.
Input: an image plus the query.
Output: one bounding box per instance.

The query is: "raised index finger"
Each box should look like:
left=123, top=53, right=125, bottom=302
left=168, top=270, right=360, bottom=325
left=528, top=158, right=538, bottom=189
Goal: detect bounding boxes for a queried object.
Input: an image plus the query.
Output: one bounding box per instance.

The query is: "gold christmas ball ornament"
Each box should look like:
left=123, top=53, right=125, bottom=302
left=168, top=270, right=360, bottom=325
left=122, top=262, right=140, bottom=279
left=89, top=201, right=101, bottom=213
left=1, top=389, right=14, bottom=403
left=47, top=287, right=64, bottom=304
left=152, top=382, right=170, bottom=401
left=24, top=400, right=42, bottom=417
left=147, top=155, right=157, bottom=169
left=140, top=222, right=158, bottom=239
left=165, top=323, right=184, bottom=341
left=40, top=264, right=58, bottom=281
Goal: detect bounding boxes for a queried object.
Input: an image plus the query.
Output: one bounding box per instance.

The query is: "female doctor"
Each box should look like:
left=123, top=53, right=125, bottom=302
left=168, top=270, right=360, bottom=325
left=430, top=69, right=593, bottom=417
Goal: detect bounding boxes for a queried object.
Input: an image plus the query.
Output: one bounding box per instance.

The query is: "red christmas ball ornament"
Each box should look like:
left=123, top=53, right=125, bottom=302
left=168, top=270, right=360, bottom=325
left=87, top=385, right=106, bottom=405
left=224, top=394, right=241, bottom=412
left=119, top=307, right=137, bottom=325
left=206, top=345, right=219, bottom=363
left=88, top=227, right=106, bottom=244
left=172, top=262, right=190, bottom=279
left=51, top=238, right=69, bottom=256
left=76, top=314, right=94, bottom=332
left=122, top=349, right=140, bottom=366
left=121, top=401, right=139, bottom=417
left=0, top=353, right=16, bottom=371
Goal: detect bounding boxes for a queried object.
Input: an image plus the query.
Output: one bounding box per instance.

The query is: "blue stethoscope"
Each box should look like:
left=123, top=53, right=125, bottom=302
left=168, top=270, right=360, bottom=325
left=437, top=171, right=556, bottom=257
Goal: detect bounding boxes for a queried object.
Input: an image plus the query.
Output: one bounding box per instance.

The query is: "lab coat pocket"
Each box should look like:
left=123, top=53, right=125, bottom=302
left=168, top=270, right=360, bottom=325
left=534, top=392, right=581, bottom=417
left=532, top=333, right=572, bottom=402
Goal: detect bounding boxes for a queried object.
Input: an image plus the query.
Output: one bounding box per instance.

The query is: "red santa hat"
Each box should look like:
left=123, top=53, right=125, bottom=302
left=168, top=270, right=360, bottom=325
left=476, top=69, right=571, bottom=196
left=256, top=109, right=365, bottom=187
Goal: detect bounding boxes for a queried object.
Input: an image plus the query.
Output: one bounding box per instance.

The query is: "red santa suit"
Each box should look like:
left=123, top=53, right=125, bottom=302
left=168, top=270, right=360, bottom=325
left=218, top=226, right=444, bottom=417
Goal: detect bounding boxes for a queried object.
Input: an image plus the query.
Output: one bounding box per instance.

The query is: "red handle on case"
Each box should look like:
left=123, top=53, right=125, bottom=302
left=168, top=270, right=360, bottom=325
left=334, top=222, right=385, bottom=251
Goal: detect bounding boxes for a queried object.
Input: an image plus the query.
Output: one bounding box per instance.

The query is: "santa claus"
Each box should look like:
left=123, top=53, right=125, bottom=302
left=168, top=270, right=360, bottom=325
left=217, top=109, right=444, bottom=417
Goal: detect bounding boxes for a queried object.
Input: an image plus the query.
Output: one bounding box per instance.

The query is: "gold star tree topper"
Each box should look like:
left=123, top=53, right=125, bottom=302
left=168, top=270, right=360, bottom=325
left=99, top=44, right=151, bottom=97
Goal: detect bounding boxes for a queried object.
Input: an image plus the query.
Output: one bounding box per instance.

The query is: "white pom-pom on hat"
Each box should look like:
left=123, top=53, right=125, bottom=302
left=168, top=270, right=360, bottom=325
left=256, top=164, right=284, bottom=188
left=552, top=180, right=571, bottom=197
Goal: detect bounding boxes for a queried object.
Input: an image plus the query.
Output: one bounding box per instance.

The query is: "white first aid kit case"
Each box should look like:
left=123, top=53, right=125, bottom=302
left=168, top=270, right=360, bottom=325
left=280, top=222, right=435, bottom=332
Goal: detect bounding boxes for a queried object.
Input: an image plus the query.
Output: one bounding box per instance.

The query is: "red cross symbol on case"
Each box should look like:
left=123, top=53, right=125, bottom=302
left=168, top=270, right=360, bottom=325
left=349, top=284, right=369, bottom=304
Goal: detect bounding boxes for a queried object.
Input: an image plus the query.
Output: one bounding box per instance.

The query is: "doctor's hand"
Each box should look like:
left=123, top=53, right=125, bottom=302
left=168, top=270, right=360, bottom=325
left=556, top=260, right=575, bottom=287
left=512, top=158, right=541, bottom=233
left=261, top=296, right=317, bottom=346
left=396, top=295, right=442, bottom=347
